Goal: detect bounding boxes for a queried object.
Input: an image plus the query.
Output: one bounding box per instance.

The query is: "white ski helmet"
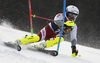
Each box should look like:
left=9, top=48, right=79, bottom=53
left=66, top=5, right=79, bottom=21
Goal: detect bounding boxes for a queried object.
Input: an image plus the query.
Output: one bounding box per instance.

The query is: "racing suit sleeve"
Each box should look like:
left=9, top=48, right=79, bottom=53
left=70, top=24, right=77, bottom=46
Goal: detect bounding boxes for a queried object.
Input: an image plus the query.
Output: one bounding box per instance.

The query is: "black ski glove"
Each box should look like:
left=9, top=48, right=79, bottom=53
left=71, top=46, right=78, bottom=57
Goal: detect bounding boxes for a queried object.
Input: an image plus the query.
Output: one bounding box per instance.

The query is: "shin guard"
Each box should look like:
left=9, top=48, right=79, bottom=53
left=19, top=35, right=40, bottom=45
left=45, top=37, right=64, bottom=48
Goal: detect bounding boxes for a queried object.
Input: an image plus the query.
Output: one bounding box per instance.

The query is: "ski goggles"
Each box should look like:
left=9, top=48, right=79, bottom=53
left=67, top=12, right=78, bottom=18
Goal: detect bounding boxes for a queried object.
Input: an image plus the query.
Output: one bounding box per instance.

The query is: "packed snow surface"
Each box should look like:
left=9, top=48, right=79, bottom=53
left=0, top=25, right=100, bottom=63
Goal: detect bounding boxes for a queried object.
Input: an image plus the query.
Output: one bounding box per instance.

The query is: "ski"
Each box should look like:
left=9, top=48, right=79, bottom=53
left=4, top=42, right=58, bottom=56
left=27, top=46, right=58, bottom=56
left=38, top=49, right=58, bottom=56
left=4, top=42, right=21, bottom=51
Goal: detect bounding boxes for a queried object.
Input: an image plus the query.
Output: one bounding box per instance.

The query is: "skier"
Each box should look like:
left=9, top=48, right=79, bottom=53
left=15, top=5, right=79, bottom=57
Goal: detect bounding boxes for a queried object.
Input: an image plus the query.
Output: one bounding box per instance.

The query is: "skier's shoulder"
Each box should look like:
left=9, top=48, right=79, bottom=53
left=55, top=13, right=63, bottom=18
left=72, top=23, right=77, bottom=30
left=54, top=13, right=63, bottom=21
left=74, top=23, right=77, bottom=27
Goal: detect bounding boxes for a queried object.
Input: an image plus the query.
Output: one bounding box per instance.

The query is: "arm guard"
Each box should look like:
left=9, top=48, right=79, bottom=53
left=70, top=24, right=77, bottom=46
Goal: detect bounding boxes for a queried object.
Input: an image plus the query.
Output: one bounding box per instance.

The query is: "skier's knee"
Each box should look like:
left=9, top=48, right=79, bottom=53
left=45, top=37, right=64, bottom=48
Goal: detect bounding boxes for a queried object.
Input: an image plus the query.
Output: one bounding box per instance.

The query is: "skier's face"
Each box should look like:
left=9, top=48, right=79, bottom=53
left=68, top=17, right=74, bottom=21
left=67, top=12, right=78, bottom=21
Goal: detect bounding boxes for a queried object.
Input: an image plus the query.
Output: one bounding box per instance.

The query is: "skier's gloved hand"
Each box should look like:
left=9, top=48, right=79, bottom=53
left=71, top=46, right=78, bottom=57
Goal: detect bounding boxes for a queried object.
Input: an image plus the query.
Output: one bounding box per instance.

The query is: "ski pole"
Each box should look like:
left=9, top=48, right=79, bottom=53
left=57, top=0, right=66, bottom=53
left=28, top=0, right=33, bottom=35
left=32, top=14, right=54, bottom=21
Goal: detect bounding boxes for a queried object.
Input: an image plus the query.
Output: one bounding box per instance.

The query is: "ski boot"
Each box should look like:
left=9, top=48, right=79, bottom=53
left=34, top=42, right=46, bottom=50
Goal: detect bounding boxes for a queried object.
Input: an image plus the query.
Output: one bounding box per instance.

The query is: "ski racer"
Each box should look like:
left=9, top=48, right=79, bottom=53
left=15, top=5, right=79, bottom=57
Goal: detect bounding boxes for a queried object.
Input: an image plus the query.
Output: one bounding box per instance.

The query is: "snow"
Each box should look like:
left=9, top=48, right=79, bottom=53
left=0, top=24, right=100, bottom=63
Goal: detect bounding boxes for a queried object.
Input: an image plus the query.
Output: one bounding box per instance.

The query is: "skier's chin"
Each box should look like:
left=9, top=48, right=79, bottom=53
left=68, top=17, right=74, bottom=21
